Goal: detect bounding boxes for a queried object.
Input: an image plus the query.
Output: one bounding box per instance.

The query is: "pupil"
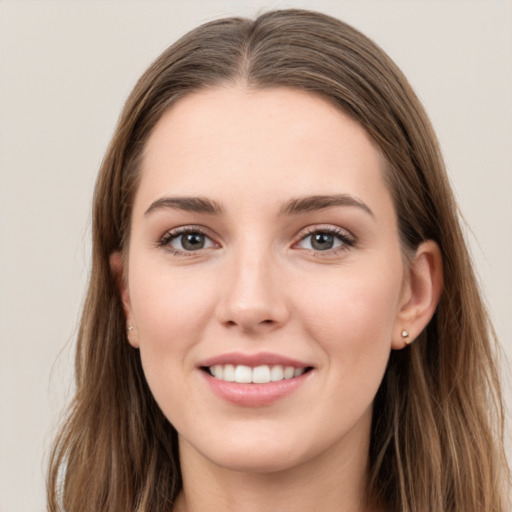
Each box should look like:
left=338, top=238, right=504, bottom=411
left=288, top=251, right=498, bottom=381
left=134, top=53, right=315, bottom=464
left=312, top=233, right=333, bottom=250
left=182, top=233, right=204, bottom=250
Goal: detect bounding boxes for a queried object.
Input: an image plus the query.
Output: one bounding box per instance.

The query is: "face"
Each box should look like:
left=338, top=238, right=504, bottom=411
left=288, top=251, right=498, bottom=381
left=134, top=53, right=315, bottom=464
left=119, top=87, right=413, bottom=474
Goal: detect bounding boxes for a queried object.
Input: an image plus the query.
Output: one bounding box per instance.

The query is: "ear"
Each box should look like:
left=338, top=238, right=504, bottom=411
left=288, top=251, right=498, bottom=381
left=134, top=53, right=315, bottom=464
left=110, top=251, right=139, bottom=348
left=392, top=240, right=443, bottom=350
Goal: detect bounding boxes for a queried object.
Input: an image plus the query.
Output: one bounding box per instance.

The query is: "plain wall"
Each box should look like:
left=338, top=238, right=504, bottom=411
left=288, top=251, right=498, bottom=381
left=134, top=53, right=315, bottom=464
left=0, top=1, right=511, bottom=510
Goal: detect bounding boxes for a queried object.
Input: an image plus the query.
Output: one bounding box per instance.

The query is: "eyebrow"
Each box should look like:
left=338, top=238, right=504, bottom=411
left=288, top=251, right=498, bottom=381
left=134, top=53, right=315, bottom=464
left=145, top=196, right=224, bottom=216
left=279, top=194, right=374, bottom=217
left=144, top=193, right=373, bottom=218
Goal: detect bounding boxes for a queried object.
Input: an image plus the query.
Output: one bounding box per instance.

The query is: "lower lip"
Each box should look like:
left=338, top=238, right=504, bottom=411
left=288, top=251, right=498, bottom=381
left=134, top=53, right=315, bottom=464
left=200, top=370, right=311, bottom=407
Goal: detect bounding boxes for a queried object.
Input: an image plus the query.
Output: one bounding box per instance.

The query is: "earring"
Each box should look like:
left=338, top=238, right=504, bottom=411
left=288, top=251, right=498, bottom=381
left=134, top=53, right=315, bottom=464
left=401, top=329, right=413, bottom=345
left=127, top=325, right=133, bottom=332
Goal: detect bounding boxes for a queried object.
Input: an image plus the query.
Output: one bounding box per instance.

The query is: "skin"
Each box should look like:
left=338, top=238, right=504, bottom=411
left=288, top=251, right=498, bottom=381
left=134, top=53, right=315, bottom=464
left=112, top=86, right=442, bottom=512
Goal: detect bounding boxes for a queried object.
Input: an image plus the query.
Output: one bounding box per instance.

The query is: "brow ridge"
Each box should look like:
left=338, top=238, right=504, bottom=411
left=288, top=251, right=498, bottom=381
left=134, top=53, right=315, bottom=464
left=144, top=194, right=372, bottom=218
left=279, top=194, right=374, bottom=217
left=145, top=196, right=223, bottom=216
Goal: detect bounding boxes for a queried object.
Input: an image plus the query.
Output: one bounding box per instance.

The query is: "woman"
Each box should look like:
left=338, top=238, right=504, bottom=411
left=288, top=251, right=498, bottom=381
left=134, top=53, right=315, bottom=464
left=47, top=9, right=509, bottom=512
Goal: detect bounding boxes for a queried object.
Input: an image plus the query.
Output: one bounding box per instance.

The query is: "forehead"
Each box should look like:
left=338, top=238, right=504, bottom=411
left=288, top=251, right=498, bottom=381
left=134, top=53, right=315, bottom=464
left=136, top=86, right=391, bottom=214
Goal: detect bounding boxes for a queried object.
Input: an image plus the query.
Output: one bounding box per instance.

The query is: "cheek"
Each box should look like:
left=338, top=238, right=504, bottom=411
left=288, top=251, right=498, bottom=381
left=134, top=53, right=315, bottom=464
left=127, top=266, right=217, bottom=422
left=300, top=265, right=403, bottom=371
left=128, top=262, right=217, bottom=372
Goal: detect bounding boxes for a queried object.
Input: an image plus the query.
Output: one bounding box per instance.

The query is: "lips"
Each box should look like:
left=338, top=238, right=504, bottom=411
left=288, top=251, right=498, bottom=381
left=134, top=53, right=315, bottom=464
left=198, top=352, right=314, bottom=406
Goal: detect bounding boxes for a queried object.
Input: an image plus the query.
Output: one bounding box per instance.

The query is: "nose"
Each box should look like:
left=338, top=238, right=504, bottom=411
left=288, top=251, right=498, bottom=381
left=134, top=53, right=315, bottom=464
left=215, top=248, right=290, bottom=334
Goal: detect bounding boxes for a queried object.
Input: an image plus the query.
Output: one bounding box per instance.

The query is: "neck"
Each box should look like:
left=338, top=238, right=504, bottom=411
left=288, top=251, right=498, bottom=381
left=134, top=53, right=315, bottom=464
left=173, top=417, right=375, bottom=512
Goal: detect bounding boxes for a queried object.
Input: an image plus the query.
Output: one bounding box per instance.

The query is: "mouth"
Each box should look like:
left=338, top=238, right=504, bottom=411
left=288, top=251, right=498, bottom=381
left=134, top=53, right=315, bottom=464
left=201, top=364, right=314, bottom=384
left=199, top=354, right=314, bottom=406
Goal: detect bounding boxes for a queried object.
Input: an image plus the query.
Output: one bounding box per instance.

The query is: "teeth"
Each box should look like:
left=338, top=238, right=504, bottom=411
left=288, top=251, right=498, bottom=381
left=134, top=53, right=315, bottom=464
left=223, top=364, right=235, bottom=382
left=208, top=364, right=307, bottom=383
left=270, top=365, right=284, bottom=381
left=283, top=366, right=295, bottom=379
left=212, top=365, right=223, bottom=379
left=252, top=365, right=271, bottom=383
left=234, top=365, right=252, bottom=383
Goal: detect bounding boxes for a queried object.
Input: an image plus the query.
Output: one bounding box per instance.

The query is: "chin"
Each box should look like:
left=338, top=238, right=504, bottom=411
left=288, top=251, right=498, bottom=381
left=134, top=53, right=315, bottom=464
left=179, top=429, right=314, bottom=475
left=207, top=446, right=307, bottom=474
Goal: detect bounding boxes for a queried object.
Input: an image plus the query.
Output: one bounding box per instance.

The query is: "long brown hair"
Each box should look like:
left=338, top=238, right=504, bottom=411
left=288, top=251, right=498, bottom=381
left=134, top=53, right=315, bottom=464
left=47, top=9, right=509, bottom=511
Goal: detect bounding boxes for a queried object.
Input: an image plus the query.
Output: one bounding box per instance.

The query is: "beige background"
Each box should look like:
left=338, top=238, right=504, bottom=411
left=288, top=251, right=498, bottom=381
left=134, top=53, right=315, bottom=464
left=1, top=1, right=511, bottom=510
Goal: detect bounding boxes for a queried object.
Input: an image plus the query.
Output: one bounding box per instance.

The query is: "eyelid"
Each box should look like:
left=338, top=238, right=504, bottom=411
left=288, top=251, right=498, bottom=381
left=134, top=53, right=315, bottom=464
left=293, top=224, right=356, bottom=254
left=156, top=223, right=355, bottom=257
left=158, top=225, right=220, bottom=255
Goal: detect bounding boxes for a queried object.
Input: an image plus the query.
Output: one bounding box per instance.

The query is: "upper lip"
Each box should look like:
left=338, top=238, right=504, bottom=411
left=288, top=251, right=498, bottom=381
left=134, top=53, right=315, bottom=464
left=199, top=352, right=312, bottom=369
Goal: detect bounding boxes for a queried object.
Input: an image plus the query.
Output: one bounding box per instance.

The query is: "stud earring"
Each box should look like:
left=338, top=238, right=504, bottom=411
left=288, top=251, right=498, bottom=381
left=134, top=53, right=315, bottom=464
left=401, top=329, right=413, bottom=345
left=127, top=325, right=133, bottom=332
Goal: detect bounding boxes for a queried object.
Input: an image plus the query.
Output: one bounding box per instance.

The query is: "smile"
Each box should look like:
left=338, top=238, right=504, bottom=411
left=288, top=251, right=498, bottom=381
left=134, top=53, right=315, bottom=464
left=206, top=364, right=309, bottom=383
left=199, top=353, right=314, bottom=405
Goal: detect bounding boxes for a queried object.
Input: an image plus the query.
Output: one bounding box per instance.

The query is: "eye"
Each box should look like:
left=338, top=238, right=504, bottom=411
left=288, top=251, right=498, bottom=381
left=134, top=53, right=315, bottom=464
left=296, top=227, right=354, bottom=252
left=159, top=227, right=217, bottom=254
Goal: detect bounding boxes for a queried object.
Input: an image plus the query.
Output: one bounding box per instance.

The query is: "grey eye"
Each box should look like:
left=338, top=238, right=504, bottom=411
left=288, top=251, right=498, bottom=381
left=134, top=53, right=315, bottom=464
left=181, top=233, right=205, bottom=251
left=298, top=231, right=345, bottom=251
left=310, top=233, right=335, bottom=250
left=169, top=232, right=215, bottom=251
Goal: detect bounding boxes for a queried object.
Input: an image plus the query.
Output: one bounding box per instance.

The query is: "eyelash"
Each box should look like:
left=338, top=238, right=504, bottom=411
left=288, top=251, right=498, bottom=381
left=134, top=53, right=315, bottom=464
left=157, top=225, right=355, bottom=256
left=295, top=226, right=355, bottom=256
left=157, top=226, right=216, bottom=256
